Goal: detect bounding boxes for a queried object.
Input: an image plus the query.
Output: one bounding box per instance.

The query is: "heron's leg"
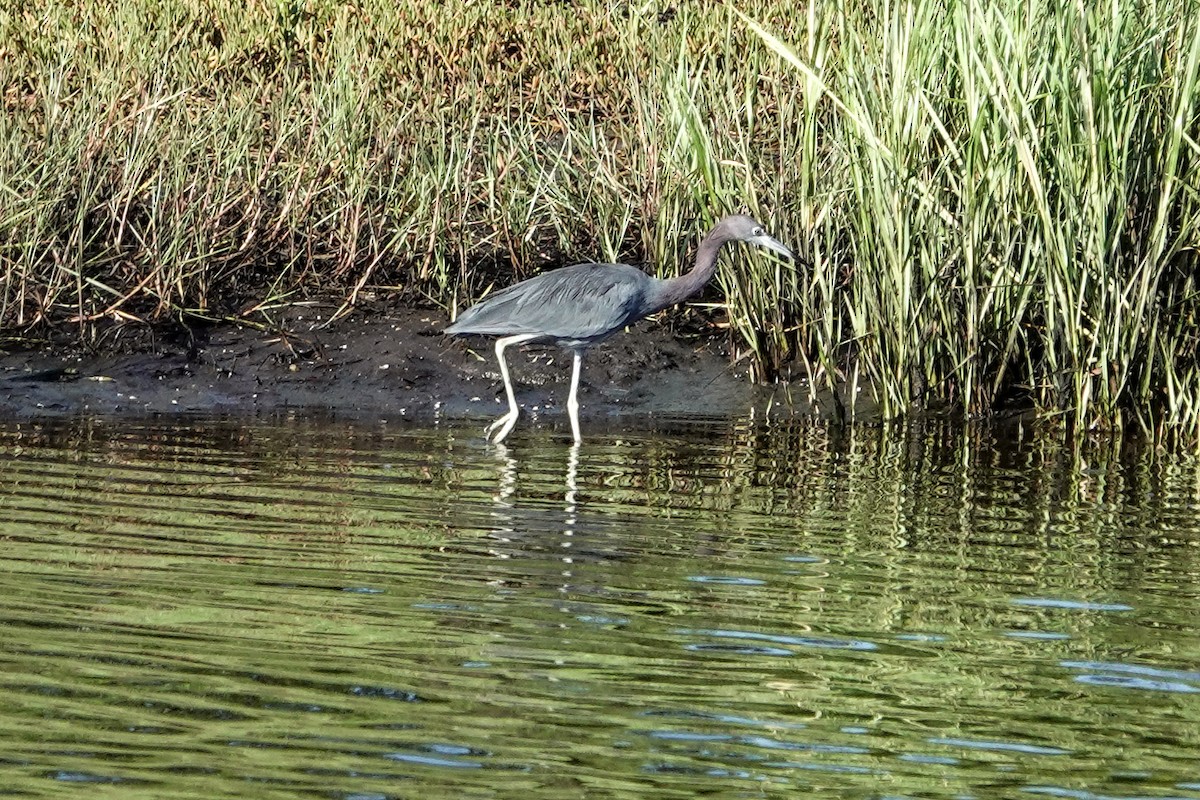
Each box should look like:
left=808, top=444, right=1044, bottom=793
left=485, top=334, right=538, bottom=444
left=566, top=349, right=583, bottom=444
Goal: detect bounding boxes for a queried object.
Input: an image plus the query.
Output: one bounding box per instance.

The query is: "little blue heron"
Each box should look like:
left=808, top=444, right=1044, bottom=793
left=445, top=214, right=793, bottom=444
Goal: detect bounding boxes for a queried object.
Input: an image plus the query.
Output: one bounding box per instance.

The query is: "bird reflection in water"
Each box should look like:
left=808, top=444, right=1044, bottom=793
left=488, top=444, right=580, bottom=570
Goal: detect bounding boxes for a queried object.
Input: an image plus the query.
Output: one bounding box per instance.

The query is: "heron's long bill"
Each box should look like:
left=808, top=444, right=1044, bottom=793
left=749, top=234, right=794, bottom=260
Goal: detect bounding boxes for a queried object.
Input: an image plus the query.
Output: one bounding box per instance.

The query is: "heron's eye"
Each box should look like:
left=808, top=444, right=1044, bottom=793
left=752, top=227, right=763, bottom=236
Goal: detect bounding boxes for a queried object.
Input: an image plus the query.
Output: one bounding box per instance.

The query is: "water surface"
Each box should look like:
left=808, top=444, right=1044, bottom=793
left=1, top=415, right=1198, bottom=799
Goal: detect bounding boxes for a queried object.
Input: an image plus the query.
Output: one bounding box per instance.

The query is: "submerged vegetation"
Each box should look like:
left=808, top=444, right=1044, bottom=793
left=1, top=0, right=1198, bottom=432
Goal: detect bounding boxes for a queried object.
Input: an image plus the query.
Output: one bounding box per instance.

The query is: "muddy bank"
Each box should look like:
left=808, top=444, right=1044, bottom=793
left=0, top=305, right=832, bottom=433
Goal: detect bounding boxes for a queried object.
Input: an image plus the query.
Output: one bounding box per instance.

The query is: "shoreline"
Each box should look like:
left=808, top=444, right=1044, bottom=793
left=0, top=305, right=829, bottom=428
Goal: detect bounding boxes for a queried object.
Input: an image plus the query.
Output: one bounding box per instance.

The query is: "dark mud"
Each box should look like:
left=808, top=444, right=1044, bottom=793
left=0, top=305, right=831, bottom=435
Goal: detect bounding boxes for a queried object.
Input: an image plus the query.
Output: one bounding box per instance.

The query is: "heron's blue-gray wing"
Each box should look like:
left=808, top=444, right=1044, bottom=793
left=446, top=263, right=653, bottom=341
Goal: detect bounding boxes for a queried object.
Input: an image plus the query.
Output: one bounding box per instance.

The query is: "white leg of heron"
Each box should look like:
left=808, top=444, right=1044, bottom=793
left=567, top=349, right=583, bottom=444
left=485, top=334, right=538, bottom=444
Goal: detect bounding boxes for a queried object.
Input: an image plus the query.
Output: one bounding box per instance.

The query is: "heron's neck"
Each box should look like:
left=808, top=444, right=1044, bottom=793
left=647, top=233, right=728, bottom=313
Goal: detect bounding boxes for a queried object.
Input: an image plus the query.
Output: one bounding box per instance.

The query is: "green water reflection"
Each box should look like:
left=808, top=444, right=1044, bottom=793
left=0, top=416, right=1198, bottom=799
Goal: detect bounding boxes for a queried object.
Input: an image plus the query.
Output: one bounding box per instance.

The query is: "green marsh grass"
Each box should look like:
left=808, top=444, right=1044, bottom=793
left=743, top=0, right=1200, bottom=433
left=1, top=0, right=1198, bottom=433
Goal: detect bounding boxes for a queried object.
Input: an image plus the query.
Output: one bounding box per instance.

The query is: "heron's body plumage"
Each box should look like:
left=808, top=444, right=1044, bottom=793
left=445, top=262, right=658, bottom=347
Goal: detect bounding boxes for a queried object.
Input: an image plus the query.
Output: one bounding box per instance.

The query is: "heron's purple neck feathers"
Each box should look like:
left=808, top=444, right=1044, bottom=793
left=644, top=227, right=730, bottom=314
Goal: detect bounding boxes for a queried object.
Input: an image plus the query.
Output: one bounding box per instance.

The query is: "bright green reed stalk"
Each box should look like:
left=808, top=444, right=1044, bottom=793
left=2, top=0, right=1197, bottom=433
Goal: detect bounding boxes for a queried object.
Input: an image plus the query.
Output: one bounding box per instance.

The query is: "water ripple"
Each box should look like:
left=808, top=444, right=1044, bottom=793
left=1072, top=675, right=1199, bottom=693
left=1059, top=661, right=1200, bottom=683
left=678, top=628, right=879, bottom=651
left=1023, top=787, right=1198, bottom=800
left=927, top=737, right=1072, bottom=756
left=1011, top=598, right=1134, bottom=612
left=685, top=575, right=767, bottom=586
left=739, top=735, right=872, bottom=755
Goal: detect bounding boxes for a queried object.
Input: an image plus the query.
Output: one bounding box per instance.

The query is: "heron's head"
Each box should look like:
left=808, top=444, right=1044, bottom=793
left=720, top=214, right=794, bottom=260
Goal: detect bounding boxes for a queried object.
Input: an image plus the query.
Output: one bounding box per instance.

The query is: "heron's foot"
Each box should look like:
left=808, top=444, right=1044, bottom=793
left=567, top=409, right=582, bottom=444
left=484, top=410, right=519, bottom=444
